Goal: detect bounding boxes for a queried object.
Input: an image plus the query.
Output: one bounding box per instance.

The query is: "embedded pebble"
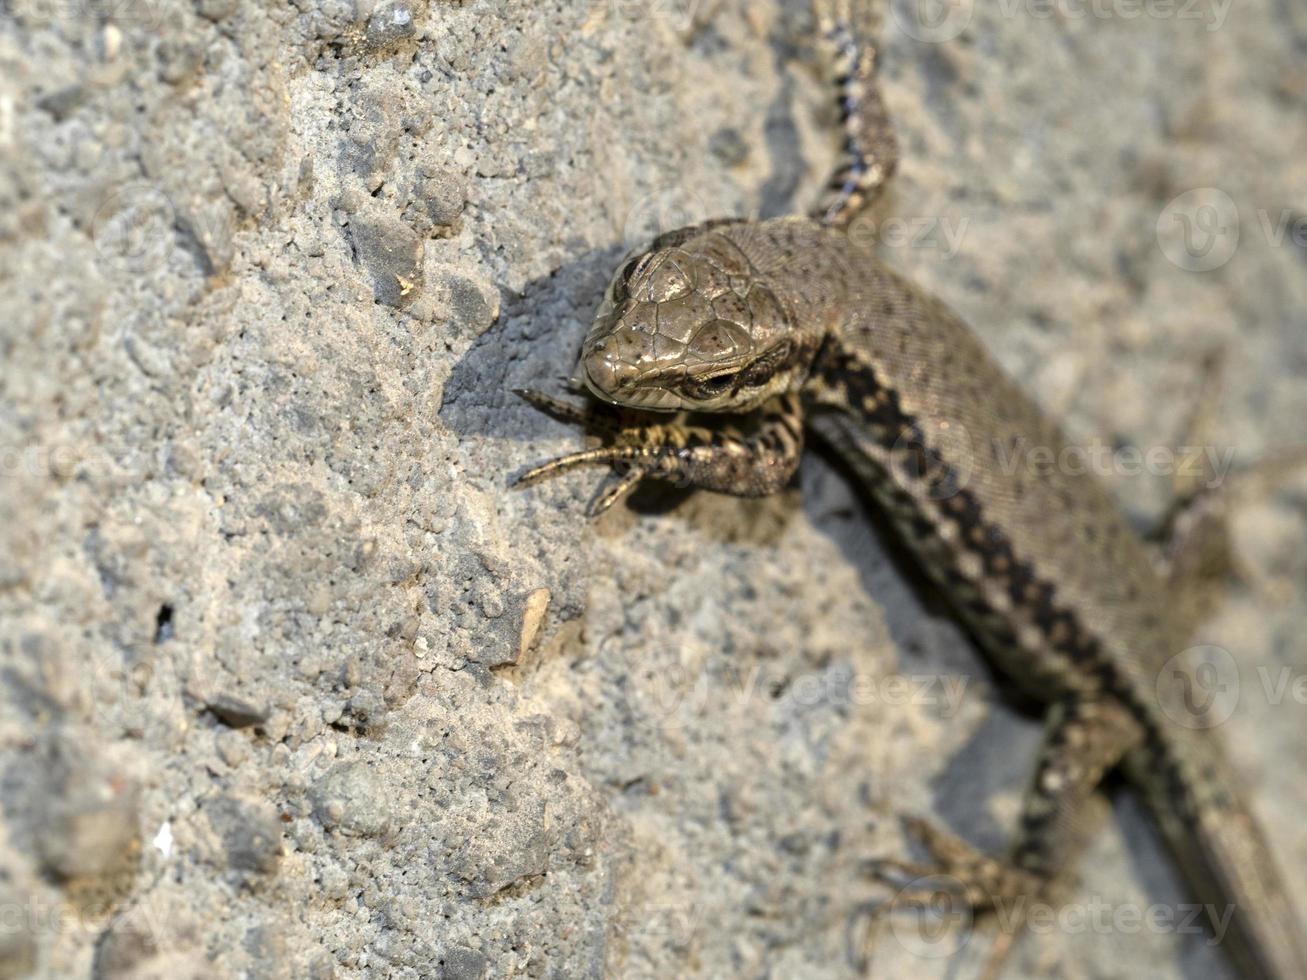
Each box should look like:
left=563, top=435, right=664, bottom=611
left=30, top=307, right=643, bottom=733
left=205, top=691, right=270, bottom=729
left=310, top=762, right=391, bottom=837
left=364, top=1, right=418, bottom=53
left=442, top=946, right=488, bottom=980
left=348, top=214, right=424, bottom=308
left=207, top=795, right=284, bottom=875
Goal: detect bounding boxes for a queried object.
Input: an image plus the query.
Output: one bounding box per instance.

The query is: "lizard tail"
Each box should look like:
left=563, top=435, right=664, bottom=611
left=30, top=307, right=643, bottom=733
left=1127, top=734, right=1307, bottom=979
left=811, top=0, right=898, bottom=228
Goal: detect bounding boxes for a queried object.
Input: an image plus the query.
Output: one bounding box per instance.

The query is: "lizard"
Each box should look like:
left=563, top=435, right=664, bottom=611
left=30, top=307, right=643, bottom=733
left=510, top=1, right=1307, bottom=976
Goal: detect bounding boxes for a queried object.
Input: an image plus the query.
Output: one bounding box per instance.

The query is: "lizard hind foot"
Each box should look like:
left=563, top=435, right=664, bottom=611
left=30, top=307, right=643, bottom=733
left=860, top=816, right=1049, bottom=980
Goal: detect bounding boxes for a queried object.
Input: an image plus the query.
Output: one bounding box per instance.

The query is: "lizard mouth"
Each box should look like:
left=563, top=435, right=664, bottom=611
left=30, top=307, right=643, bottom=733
left=580, top=363, right=685, bottom=412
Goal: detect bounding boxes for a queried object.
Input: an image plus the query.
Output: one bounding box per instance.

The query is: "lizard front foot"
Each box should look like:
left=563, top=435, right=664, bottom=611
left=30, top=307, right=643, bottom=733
left=512, top=387, right=805, bottom=516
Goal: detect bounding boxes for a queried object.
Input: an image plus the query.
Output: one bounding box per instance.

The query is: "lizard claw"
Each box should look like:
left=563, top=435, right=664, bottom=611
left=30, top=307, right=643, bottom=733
left=512, top=387, right=591, bottom=425
left=587, top=464, right=647, bottom=517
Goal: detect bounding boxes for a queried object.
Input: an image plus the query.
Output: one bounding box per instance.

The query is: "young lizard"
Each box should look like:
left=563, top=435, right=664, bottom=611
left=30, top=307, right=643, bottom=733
left=512, top=2, right=1307, bottom=976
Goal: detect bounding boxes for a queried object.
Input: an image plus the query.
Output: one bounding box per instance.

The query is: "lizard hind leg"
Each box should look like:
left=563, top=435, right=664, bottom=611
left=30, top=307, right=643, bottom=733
left=862, top=696, right=1143, bottom=978
left=1149, top=349, right=1307, bottom=631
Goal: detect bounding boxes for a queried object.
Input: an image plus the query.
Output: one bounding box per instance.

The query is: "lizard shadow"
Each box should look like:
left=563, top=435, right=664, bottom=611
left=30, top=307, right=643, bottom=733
left=440, top=242, right=805, bottom=548
left=800, top=440, right=1046, bottom=854
left=444, top=16, right=822, bottom=542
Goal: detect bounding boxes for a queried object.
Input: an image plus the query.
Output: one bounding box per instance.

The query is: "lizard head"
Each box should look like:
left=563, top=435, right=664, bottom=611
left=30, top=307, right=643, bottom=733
left=579, top=229, right=809, bottom=413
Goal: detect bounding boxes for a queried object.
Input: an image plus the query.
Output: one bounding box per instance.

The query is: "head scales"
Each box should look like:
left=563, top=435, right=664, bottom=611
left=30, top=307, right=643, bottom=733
left=580, top=224, right=813, bottom=413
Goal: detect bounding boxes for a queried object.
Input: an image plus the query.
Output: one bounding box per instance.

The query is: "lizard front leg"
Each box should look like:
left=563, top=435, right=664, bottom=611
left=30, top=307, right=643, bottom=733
left=513, top=389, right=805, bottom=517
left=868, top=696, right=1143, bottom=979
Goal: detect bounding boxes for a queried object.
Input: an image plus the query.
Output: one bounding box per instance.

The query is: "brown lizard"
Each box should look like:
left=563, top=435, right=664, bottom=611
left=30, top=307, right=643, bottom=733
left=512, top=2, right=1307, bottom=976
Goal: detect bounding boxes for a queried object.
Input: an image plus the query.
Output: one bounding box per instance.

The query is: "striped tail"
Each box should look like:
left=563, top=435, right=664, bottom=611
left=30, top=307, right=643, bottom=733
left=811, top=0, right=898, bottom=228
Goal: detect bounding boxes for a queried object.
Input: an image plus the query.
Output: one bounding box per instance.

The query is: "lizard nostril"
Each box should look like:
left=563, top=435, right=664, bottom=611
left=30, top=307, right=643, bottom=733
left=582, top=348, right=625, bottom=397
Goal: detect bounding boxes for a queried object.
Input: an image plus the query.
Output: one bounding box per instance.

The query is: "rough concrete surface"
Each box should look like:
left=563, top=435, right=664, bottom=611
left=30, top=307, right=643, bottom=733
left=1, top=0, right=1305, bottom=977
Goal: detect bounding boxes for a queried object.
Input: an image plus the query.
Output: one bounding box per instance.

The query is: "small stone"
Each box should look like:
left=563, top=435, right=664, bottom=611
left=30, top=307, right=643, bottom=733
left=194, top=0, right=237, bottom=20
left=36, top=85, right=86, bottom=121
left=207, top=795, right=283, bottom=875
left=256, top=483, right=328, bottom=533
left=421, top=171, right=465, bottom=227
left=156, top=39, right=202, bottom=85
left=92, top=921, right=157, bottom=978
left=36, top=748, right=140, bottom=882
left=175, top=198, right=235, bottom=276
left=430, top=267, right=498, bottom=337
left=215, top=730, right=250, bottom=767
left=320, top=864, right=349, bottom=900
left=709, top=126, right=750, bottom=166
left=517, top=588, right=551, bottom=663
left=205, top=691, right=269, bottom=729
left=363, top=1, right=417, bottom=53
left=310, top=762, right=390, bottom=837
left=469, top=588, right=551, bottom=668
left=442, top=946, right=488, bottom=980
left=348, top=214, right=424, bottom=308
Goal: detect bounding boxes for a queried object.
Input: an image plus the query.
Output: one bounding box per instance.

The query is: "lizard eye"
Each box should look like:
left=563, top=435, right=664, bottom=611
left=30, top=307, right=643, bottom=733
left=681, top=370, right=740, bottom=400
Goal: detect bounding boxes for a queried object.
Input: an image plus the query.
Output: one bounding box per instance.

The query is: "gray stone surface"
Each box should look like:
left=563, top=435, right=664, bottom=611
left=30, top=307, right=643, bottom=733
left=1, top=1, right=1305, bottom=978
